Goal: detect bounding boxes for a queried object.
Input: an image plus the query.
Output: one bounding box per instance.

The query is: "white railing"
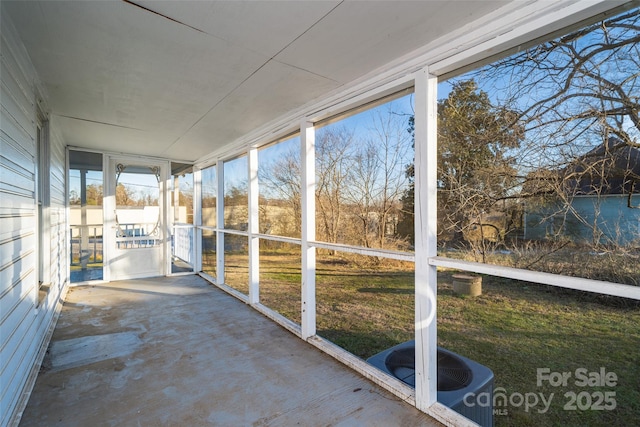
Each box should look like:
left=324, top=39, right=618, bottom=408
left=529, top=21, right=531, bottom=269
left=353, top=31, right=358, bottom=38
left=172, top=224, right=194, bottom=264
left=70, top=224, right=103, bottom=266
left=115, top=222, right=161, bottom=248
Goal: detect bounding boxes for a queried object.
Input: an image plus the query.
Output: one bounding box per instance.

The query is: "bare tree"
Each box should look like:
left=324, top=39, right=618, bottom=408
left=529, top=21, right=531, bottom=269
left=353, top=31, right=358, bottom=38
left=463, top=8, right=640, bottom=277
left=259, top=128, right=355, bottom=245
left=259, top=146, right=302, bottom=236
left=345, top=108, right=412, bottom=249
left=315, top=126, right=355, bottom=246
left=477, top=8, right=639, bottom=193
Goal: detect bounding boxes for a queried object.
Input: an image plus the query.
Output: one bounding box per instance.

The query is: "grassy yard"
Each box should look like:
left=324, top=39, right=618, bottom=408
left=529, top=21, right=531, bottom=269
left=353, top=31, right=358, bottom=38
left=436, top=273, right=639, bottom=426
left=70, top=262, right=102, bottom=270
left=225, top=249, right=639, bottom=427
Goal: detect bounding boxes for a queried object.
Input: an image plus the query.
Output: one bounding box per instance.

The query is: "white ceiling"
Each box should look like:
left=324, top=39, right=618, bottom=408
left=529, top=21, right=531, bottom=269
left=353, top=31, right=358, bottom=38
left=4, top=0, right=516, bottom=162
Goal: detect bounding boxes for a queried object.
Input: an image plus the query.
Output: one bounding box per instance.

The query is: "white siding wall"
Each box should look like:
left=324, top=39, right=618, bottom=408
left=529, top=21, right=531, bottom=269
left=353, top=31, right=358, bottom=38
left=0, top=12, right=68, bottom=427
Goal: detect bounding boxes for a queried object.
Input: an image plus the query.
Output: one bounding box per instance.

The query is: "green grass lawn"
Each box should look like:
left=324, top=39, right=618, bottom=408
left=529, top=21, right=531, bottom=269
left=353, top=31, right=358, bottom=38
left=436, top=273, right=639, bottom=426
left=70, top=262, right=103, bottom=270
left=229, top=249, right=639, bottom=426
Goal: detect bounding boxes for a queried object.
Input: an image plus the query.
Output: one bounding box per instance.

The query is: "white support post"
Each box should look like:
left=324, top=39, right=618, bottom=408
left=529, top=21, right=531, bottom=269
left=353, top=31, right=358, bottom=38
left=414, top=68, right=439, bottom=411
left=301, top=120, right=316, bottom=339
left=79, top=169, right=89, bottom=271
left=173, top=175, right=180, bottom=224
left=102, top=154, right=110, bottom=283
left=248, top=148, right=260, bottom=305
left=216, top=161, right=225, bottom=285
left=171, top=174, right=179, bottom=272
left=162, top=161, right=171, bottom=277
left=193, top=167, right=202, bottom=273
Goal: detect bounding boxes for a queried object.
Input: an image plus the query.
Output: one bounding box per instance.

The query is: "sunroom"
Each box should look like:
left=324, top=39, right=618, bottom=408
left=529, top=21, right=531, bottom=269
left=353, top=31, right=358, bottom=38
left=1, top=1, right=639, bottom=426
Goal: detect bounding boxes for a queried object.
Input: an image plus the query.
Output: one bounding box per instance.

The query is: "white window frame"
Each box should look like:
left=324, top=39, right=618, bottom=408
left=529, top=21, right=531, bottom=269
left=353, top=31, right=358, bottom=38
left=35, top=111, right=51, bottom=307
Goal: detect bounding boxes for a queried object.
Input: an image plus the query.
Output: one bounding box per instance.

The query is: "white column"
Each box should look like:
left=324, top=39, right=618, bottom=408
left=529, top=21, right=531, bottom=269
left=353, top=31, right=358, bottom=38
left=79, top=169, right=89, bottom=271
left=193, top=167, right=202, bottom=273
left=301, top=120, right=316, bottom=339
left=171, top=174, right=179, bottom=270
left=162, top=161, right=171, bottom=277
left=248, top=148, right=260, bottom=304
left=102, top=154, right=111, bottom=282
left=216, top=160, right=225, bottom=285
left=173, top=175, right=180, bottom=224
left=414, top=68, right=439, bottom=411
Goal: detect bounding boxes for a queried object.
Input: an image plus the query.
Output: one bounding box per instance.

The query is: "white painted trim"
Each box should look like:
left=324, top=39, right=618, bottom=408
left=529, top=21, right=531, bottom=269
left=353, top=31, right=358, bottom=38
left=413, top=69, right=439, bottom=411
left=429, top=0, right=631, bottom=78
left=65, top=146, right=71, bottom=287
left=308, top=77, right=415, bottom=125
left=253, top=302, right=302, bottom=338
left=199, top=272, right=249, bottom=304
left=199, top=271, right=303, bottom=337
left=310, top=241, right=414, bottom=262
left=254, top=234, right=301, bottom=246
left=198, top=271, right=215, bottom=284
left=300, top=120, right=316, bottom=340
left=99, top=153, right=110, bottom=283
left=162, top=160, right=170, bottom=277
left=193, top=168, right=202, bottom=274
left=218, top=229, right=248, bottom=237
left=430, top=256, right=640, bottom=300
left=65, top=145, right=191, bottom=165
left=307, top=335, right=416, bottom=405
left=248, top=148, right=259, bottom=305
left=35, top=116, right=51, bottom=303
left=425, top=402, right=481, bottom=427
left=216, top=161, right=225, bottom=285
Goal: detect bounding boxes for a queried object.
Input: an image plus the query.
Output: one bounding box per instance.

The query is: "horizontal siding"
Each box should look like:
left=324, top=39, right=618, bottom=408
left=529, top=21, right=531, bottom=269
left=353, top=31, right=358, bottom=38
left=50, top=130, right=66, bottom=208
left=0, top=35, right=35, bottom=137
left=0, top=259, right=35, bottom=330
left=1, top=83, right=34, bottom=143
left=0, top=309, right=41, bottom=426
left=0, top=107, right=35, bottom=168
left=0, top=55, right=37, bottom=212
left=0, top=126, right=33, bottom=171
left=0, top=51, right=33, bottom=123
left=0, top=153, right=35, bottom=197
left=1, top=10, right=69, bottom=427
left=0, top=228, right=35, bottom=297
left=0, top=269, right=35, bottom=357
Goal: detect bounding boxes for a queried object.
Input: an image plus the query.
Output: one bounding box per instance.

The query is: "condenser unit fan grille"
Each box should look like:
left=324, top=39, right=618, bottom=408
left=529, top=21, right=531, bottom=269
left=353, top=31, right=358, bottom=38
left=384, top=347, right=473, bottom=391
left=437, top=352, right=473, bottom=391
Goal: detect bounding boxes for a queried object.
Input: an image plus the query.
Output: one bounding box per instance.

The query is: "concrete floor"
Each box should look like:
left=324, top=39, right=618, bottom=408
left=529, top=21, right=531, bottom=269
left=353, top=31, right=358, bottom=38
left=20, top=275, right=442, bottom=426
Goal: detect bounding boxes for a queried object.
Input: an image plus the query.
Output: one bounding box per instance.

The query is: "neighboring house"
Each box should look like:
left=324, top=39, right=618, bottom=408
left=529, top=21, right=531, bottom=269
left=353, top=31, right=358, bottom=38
left=525, top=139, right=640, bottom=246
